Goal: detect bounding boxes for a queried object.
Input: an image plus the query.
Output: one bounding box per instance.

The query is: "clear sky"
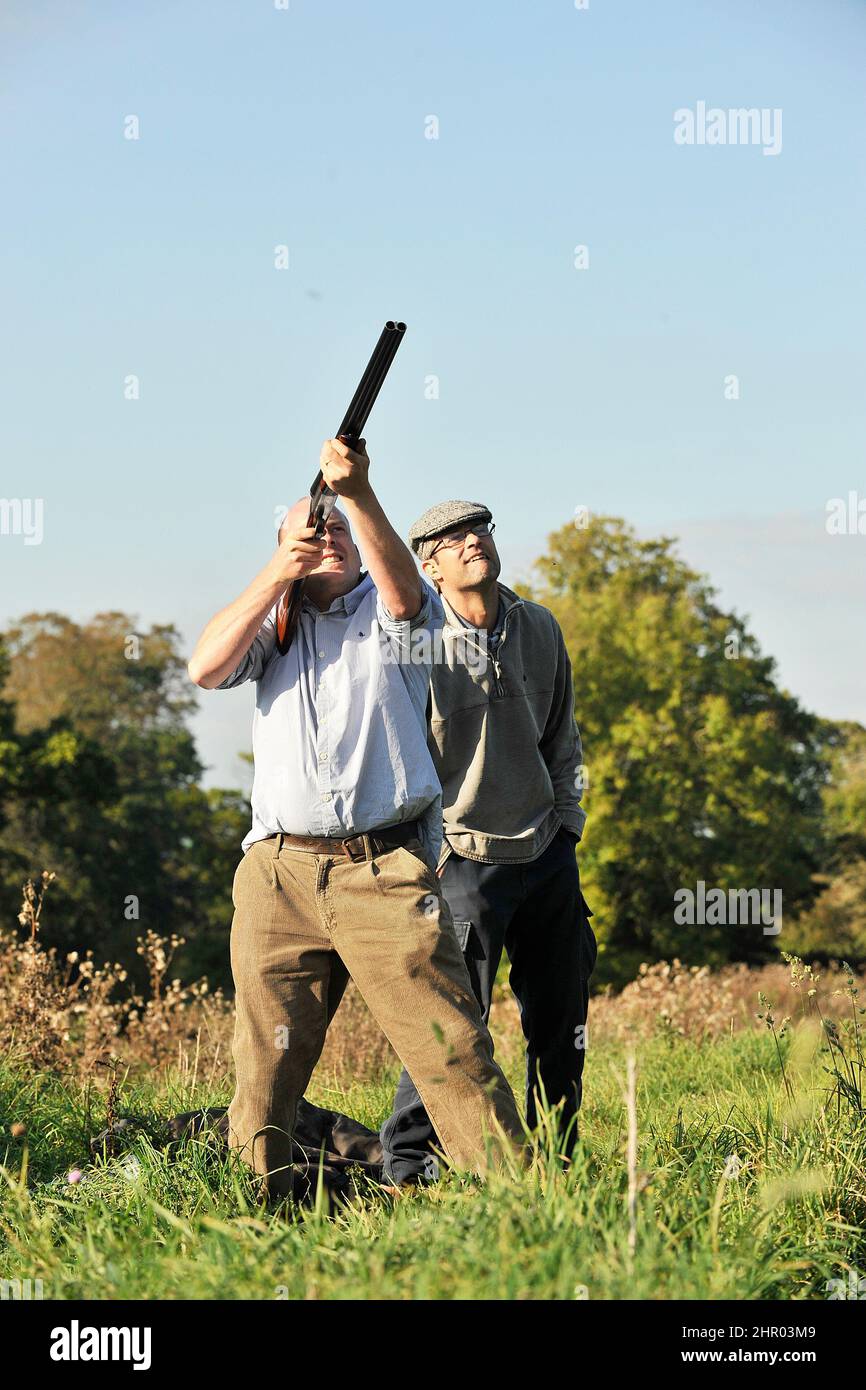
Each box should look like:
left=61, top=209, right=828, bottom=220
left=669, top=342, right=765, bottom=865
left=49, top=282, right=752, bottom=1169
left=2, top=0, right=864, bottom=790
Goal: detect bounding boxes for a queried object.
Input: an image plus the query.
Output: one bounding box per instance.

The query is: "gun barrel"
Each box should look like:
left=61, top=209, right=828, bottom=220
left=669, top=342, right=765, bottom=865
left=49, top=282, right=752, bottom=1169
left=275, top=320, right=407, bottom=653
left=337, top=321, right=406, bottom=445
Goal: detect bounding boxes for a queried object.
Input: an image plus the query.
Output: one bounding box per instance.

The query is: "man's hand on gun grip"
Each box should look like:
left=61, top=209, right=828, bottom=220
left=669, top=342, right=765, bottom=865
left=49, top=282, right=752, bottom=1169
left=320, top=436, right=372, bottom=501
left=269, top=526, right=327, bottom=584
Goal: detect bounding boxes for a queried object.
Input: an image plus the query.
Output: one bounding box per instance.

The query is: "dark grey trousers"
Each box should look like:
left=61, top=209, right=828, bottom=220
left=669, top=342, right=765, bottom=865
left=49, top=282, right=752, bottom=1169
left=379, top=826, right=597, bottom=1184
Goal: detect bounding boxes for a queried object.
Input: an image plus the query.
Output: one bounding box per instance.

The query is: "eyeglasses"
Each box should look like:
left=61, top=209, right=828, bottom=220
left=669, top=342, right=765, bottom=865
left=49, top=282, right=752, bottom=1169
left=430, top=522, right=496, bottom=557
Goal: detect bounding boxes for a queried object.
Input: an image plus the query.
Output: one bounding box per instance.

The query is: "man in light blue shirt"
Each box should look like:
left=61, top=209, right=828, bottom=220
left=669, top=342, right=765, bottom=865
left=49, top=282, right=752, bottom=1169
left=188, top=436, right=523, bottom=1201
left=215, top=529, right=443, bottom=873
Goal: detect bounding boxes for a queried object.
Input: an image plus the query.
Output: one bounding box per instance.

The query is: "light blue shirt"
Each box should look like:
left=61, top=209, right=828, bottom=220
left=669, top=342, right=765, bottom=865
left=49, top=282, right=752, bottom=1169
left=217, top=574, right=443, bottom=869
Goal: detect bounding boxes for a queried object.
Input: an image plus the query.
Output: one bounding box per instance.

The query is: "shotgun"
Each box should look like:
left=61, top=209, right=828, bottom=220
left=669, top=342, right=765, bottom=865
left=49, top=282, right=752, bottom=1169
left=275, top=321, right=407, bottom=654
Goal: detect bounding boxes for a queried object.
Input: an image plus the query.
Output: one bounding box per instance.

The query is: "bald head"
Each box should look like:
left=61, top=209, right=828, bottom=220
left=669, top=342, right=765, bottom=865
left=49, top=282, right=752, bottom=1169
left=276, top=495, right=362, bottom=605
left=277, top=496, right=354, bottom=547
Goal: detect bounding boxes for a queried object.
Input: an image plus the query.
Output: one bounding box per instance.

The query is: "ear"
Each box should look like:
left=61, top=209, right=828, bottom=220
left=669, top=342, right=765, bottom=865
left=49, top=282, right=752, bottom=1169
left=420, top=556, right=441, bottom=586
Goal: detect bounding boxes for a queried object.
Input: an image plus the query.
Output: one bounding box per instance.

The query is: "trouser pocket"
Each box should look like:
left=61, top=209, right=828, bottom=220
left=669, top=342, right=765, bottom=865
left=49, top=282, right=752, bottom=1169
left=451, top=919, right=486, bottom=960
left=579, top=891, right=598, bottom=979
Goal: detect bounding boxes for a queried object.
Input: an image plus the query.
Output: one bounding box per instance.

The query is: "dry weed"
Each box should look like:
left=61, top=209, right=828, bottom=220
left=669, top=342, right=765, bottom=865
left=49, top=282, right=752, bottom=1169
left=4, top=873, right=864, bottom=1097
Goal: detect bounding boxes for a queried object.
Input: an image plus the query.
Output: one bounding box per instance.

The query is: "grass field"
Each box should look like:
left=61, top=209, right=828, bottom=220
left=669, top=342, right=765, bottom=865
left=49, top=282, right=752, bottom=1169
left=2, top=1008, right=864, bottom=1301
left=2, top=890, right=864, bottom=1302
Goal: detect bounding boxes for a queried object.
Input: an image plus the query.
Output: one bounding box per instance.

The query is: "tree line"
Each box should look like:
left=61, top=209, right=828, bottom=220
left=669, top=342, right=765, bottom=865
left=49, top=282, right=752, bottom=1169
left=2, top=516, right=863, bottom=988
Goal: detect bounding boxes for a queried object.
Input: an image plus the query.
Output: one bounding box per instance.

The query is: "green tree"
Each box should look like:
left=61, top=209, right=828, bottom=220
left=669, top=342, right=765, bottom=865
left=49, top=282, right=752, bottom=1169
left=523, top=517, right=830, bottom=984
left=0, top=614, right=248, bottom=987
left=786, top=720, right=866, bottom=960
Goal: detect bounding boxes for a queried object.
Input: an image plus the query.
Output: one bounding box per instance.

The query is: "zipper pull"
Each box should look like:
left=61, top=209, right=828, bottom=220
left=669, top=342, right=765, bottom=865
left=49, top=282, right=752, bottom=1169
left=491, top=655, right=504, bottom=697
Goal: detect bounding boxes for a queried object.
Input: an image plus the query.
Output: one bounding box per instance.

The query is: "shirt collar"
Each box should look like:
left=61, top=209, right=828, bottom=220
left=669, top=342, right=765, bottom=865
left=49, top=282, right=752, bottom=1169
left=302, top=571, right=373, bottom=618
left=452, top=598, right=503, bottom=637
left=440, top=582, right=523, bottom=632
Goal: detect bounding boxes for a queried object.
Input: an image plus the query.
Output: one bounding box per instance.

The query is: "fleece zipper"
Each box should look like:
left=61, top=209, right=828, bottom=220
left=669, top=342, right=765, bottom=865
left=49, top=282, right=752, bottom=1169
left=489, top=601, right=522, bottom=698
left=441, top=590, right=524, bottom=699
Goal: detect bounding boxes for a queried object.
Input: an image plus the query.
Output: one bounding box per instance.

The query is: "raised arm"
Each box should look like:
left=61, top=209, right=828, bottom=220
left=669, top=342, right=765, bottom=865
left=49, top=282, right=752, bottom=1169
left=320, top=436, right=422, bottom=620
left=187, top=525, right=326, bottom=688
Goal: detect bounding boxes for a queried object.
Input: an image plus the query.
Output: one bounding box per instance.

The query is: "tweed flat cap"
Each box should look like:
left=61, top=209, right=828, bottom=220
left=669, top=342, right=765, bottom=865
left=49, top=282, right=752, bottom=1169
left=408, top=500, right=493, bottom=555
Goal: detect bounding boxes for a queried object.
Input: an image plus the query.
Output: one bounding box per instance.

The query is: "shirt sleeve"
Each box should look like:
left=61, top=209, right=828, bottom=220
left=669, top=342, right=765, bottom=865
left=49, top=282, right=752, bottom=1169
left=375, top=582, right=443, bottom=717
left=376, top=580, right=440, bottom=638
left=540, top=615, right=587, bottom=840
left=215, top=607, right=278, bottom=689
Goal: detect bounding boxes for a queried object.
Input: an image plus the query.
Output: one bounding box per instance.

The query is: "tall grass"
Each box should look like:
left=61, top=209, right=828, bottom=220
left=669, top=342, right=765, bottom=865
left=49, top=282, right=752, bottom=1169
left=1, top=877, right=864, bottom=1301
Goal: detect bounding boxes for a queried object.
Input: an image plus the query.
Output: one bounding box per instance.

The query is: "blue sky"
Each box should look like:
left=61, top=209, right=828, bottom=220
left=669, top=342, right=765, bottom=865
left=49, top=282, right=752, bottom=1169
left=2, top=0, right=864, bottom=788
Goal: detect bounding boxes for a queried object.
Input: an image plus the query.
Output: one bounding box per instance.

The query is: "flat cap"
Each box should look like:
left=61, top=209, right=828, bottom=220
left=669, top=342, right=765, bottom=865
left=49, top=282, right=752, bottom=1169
left=408, top=500, right=493, bottom=555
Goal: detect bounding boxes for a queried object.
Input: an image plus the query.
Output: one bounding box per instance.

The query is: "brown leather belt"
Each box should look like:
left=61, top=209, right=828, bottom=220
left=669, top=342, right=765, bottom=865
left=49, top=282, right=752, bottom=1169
left=266, top=821, right=420, bottom=863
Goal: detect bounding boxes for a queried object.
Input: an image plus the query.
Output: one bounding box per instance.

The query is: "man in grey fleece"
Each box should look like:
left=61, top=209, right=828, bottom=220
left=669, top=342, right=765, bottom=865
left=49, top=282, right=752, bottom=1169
left=380, top=500, right=598, bottom=1185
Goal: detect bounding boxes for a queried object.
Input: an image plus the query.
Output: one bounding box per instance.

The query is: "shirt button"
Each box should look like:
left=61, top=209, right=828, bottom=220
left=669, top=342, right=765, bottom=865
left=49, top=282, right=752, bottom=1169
left=321, top=792, right=331, bottom=802
left=319, top=752, right=328, bottom=763
left=318, top=650, right=326, bottom=659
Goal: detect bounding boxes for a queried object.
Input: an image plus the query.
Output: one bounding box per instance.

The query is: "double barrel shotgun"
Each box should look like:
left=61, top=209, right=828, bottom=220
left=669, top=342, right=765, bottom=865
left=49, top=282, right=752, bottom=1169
left=275, top=320, right=407, bottom=654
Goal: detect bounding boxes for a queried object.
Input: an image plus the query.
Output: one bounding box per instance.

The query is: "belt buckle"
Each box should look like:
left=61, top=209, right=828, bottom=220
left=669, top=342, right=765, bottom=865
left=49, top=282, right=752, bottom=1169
left=341, top=833, right=366, bottom=862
